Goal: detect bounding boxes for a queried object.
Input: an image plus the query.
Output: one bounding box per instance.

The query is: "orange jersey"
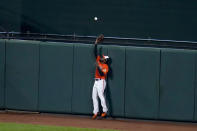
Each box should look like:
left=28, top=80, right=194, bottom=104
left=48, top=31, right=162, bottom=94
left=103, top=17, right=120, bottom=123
left=95, top=56, right=109, bottom=79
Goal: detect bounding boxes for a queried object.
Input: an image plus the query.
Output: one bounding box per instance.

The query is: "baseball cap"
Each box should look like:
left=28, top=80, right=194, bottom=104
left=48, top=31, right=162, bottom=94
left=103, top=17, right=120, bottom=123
left=104, top=56, right=109, bottom=59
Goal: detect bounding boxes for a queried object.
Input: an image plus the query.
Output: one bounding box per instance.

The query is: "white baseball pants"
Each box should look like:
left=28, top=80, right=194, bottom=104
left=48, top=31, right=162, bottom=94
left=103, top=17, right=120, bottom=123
left=92, top=79, right=108, bottom=115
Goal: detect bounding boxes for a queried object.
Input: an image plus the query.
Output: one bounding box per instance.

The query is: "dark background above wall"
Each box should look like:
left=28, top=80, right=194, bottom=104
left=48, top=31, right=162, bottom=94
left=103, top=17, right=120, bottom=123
left=0, top=0, right=197, bottom=41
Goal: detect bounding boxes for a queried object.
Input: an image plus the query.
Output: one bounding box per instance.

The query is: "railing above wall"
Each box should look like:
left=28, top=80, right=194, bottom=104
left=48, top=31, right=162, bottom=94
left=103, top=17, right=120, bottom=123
left=1, top=32, right=197, bottom=49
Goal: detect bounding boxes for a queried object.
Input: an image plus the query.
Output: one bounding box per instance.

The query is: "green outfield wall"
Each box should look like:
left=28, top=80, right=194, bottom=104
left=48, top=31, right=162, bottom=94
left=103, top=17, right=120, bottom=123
left=1, top=39, right=197, bottom=122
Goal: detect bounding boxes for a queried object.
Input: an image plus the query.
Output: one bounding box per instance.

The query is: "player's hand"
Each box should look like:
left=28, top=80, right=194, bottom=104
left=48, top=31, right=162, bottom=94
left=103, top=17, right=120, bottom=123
left=95, top=34, right=104, bottom=44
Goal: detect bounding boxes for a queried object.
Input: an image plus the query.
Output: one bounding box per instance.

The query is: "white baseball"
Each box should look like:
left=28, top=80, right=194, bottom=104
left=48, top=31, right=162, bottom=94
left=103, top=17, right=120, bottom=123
left=94, top=17, right=98, bottom=21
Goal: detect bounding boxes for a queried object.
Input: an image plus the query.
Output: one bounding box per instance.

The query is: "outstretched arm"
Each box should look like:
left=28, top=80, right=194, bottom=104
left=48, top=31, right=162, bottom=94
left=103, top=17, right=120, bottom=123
left=94, top=43, right=98, bottom=58
left=94, top=34, right=104, bottom=58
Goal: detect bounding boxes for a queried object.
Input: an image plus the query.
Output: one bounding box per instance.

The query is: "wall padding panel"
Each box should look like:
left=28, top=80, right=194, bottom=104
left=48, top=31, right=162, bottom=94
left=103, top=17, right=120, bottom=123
left=5, top=40, right=39, bottom=111
left=72, top=44, right=95, bottom=114
left=125, top=47, right=160, bottom=119
left=39, top=42, right=73, bottom=113
left=195, top=52, right=197, bottom=121
left=0, top=40, right=5, bottom=108
left=159, top=49, right=195, bottom=121
left=107, top=45, right=125, bottom=117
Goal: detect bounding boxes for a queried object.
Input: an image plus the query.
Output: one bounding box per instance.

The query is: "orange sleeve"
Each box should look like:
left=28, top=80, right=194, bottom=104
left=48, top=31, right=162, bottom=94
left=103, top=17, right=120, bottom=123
left=96, top=56, right=100, bottom=62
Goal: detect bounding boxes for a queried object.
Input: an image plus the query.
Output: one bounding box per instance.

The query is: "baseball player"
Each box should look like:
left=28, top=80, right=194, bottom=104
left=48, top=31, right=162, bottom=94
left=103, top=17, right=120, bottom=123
left=92, top=34, right=109, bottom=119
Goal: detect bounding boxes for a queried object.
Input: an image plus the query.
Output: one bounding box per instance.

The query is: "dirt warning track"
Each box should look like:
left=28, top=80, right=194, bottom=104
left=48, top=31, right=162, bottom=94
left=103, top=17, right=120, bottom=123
left=0, top=112, right=197, bottom=131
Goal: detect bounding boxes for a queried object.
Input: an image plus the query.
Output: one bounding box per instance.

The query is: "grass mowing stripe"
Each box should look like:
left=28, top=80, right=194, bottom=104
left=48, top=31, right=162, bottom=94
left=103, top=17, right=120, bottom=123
left=0, top=122, right=119, bottom=131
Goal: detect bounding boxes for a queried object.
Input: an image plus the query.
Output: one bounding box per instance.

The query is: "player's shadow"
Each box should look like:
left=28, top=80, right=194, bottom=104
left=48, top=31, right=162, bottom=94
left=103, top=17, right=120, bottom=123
left=106, top=58, right=113, bottom=117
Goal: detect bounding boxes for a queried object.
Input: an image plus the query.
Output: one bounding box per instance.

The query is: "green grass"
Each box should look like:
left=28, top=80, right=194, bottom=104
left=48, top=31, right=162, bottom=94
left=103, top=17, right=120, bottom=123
left=0, top=123, right=119, bottom=131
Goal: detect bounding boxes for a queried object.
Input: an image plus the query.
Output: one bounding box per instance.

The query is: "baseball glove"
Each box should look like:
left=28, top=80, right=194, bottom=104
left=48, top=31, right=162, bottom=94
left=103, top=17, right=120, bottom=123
left=95, top=34, right=104, bottom=44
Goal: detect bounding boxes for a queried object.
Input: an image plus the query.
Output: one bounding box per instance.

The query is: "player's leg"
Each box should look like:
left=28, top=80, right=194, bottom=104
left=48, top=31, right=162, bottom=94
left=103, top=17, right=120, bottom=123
left=97, top=80, right=108, bottom=117
left=92, top=81, right=99, bottom=119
